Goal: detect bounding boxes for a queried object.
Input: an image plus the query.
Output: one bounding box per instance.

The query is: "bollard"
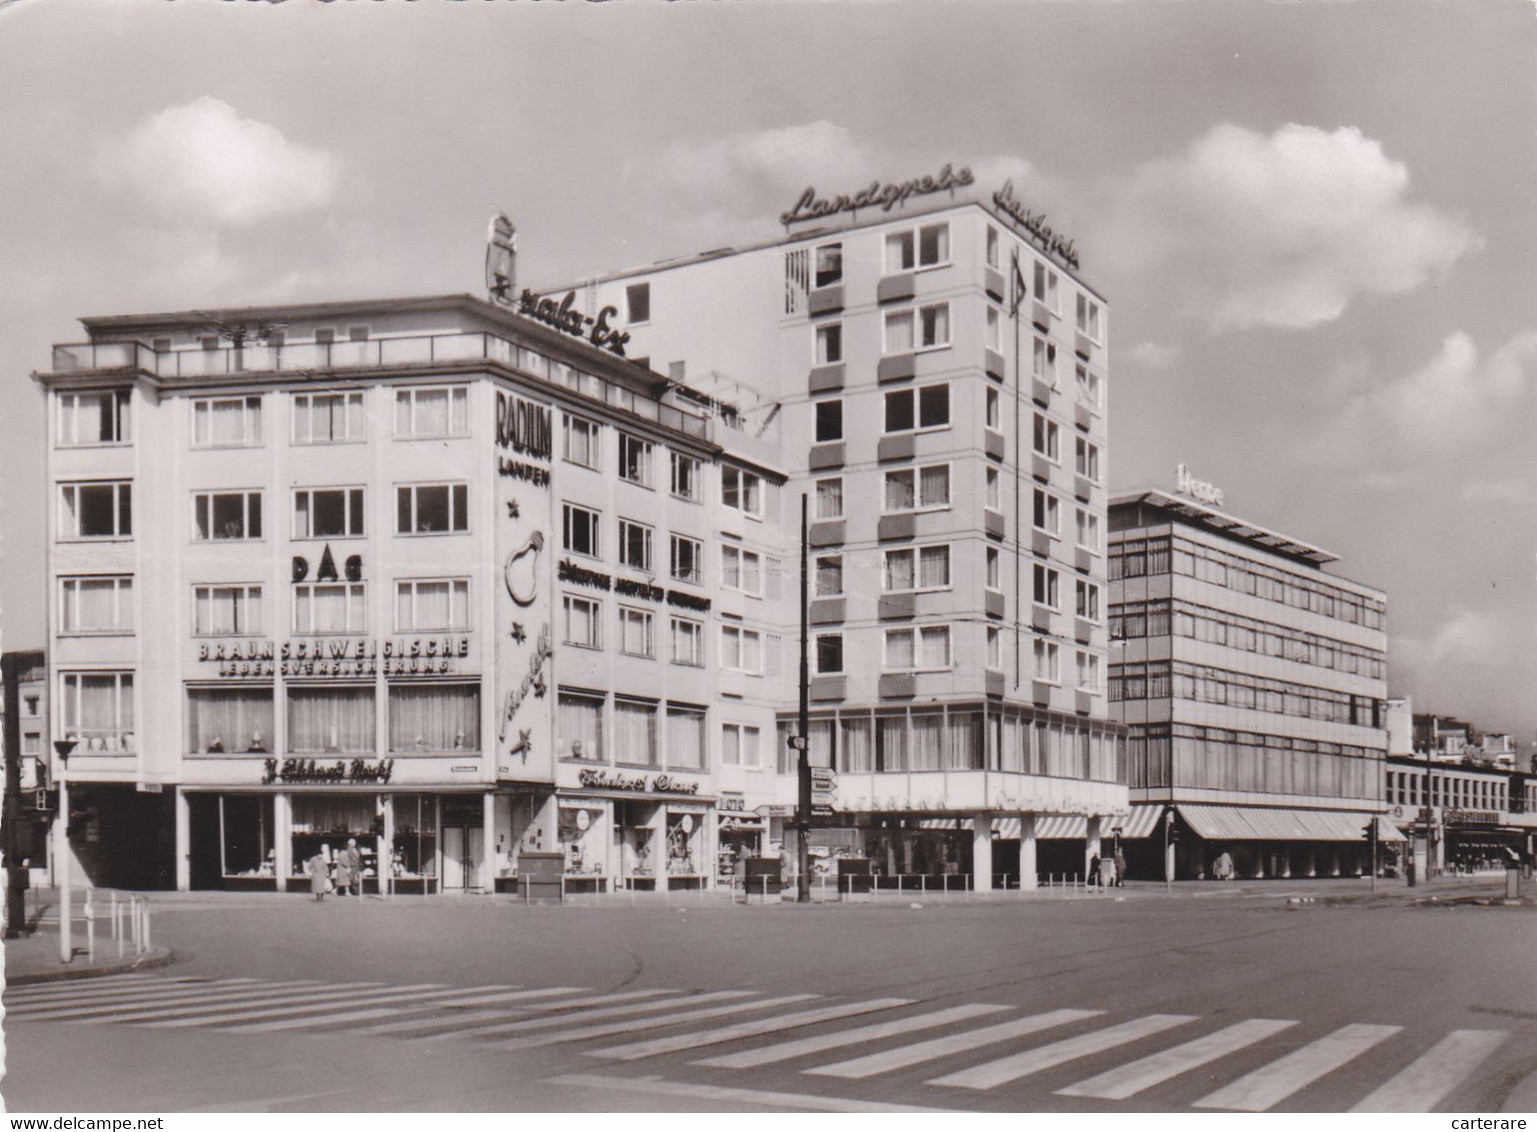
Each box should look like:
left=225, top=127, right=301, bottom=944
left=109, top=891, right=118, bottom=939
left=85, top=900, right=95, bottom=964
left=142, top=904, right=151, bottom=952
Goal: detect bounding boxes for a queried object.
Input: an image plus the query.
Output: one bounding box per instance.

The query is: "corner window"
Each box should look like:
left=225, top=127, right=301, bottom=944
left=1033, top=414, right=1060, bottom=462
left=885, top=304, right=950, bottom=353
left=918, top=302, right=951, bottom=349
left=720, top=626, right=763, bottom=674
left=618, top=607, right=654, bottom=659
left=395, top=578, right=470, bottom=633
left=396, top=483, right=468, bottom=535
left=815, top=633, right=844, bottom=675
left=563, top=503, right=602, bottom=559
left=986, top=547, right=1001, bottom=592
left=194, top=491, right=263, bottom=541
left=394, top=387, right=468, bottom=439
left=670, top=452, right=701, bottom=501
left=294, top=582, right=366, bottom=634
left=814, top=243, right=843, bottom=288
left=986, top=305, right=1002, bottom=353
left=986, top=467, right=1001, bottom=512
left=883, top=464, right=950, bottom=512
left=293, top=392, right=366, bottom=444
left=618, top=434, right=653, bottom=486
left=884, top=626, right=951, bottom=670
left=293, top=488, right=365, bottom=539
left=1033, top=261, right=1060, bottom=312
left=670, top=617, right=704, bottom=666
left=193, top=584, right=262, bottom=636
left=563, top=414, right=602, bottom=471
left=815, top=322, right=843, bottom=366
left=670, top=534, right=702, bottom=585
left=722, top=466, right=762, bottom=518
left=986, top=387, right=1002, bottom=431
left=192, top=396, right=263, bottom=448
left=986, top=226, right=1000, bottom=270
left=883, top=545, right=951, bottom=592
left=60, top=481, right=132, bottom=539
left=815, top=477, right=844, bottom=520
left=563, top=594, right=602, bottom=649
left=60, top=576, right=134, bottom=635
left=815, top=554, right=843, bottom=597
left=721, top=546, right=762, bottom=596
left=58, top=390, right=131, bottom=447
left=987, top=626, right=1002, bottom=669
left=618, top=519, right=653, bottom=572
left=626, top=282, right=651, bottom=325
left=1076, top=294, right=1103, bottom=341
left=59, top=672, right=135, bottom=752
left=815, top=399, right=843, bottom=443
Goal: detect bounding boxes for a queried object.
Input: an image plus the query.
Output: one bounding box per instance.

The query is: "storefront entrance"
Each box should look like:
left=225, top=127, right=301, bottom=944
left=441, top=798, right=484, bottom=891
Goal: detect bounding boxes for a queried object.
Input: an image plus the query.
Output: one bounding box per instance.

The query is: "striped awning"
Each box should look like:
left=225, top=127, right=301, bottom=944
left=1374, top=817, right=1410, bottom=842
left=1179, top=806, right=1391, bottom=843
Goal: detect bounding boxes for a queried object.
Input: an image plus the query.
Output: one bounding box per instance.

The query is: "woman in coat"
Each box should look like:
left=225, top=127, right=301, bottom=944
left=308, top=850, right=331, bottom=901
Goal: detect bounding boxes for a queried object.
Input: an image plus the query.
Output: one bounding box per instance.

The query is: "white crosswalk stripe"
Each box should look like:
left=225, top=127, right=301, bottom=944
left=6, top=974, right=164, bottom=1001
left=494, top=994, right=822, bottom=1050
left=1350, top=1029, right=1510, bottom=1113
left=930, top=1014, right=1199, bottom=1090
left=1056, top=1018, right=1298, bottom=1100
left=431, top=987, right=582, bottom=1007
left=227, top=1007, right=406, bottom=1033
left=1195, top=1023, right=1403, bottom=1111
left=806, top=1009, right=1102, bottom=1080
left=695, top=1003, right=1013, bottom=1070
left=137, top=986, right=472, bottom=1030
left=6, top=978, right=271, bottom=1014
left=589, top=998, right=914, bottom=1061
left=431, top=990, right=757, bottom=1043
left=352, top=1009, right=530, bottom=1037
left=10, top=981, right=356, bottom=1022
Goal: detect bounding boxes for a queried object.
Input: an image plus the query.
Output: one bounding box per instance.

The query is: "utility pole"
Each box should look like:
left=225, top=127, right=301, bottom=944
left=3, top=653, right=26, bottom=937
left=53, top=739, right=76, bottom=962
left=796, top=493, right=811, bottom=903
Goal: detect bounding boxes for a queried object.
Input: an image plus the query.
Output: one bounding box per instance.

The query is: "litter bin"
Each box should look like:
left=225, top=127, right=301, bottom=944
left=1507, top=867, right=1520, bottom=901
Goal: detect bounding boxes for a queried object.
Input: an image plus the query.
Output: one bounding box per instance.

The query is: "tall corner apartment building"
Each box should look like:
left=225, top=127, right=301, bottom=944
left=564, top=167, right=1126, bottom=887
left=1108, top=489, right=1394, bottom=880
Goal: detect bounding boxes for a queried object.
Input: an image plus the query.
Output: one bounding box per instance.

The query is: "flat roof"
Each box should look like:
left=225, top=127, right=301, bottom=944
left=1111, top=488, right=1339, bottom=566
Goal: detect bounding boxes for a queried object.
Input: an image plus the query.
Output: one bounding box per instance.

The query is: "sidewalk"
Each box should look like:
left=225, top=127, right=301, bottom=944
left=3, top=926, right=174, bottom=986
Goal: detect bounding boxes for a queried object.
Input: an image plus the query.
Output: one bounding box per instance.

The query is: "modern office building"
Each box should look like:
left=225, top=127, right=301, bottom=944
left=1108, top=487, right=1397, bottom=880
left=560, top=166, right=1126, bottom=886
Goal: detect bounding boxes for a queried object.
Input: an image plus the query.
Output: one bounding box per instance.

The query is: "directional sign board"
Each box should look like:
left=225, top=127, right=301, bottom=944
left=810, top=768, right=837, bottom=790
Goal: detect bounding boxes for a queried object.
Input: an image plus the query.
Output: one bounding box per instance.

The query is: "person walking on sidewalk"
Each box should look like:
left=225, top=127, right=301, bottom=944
left=308, top=850, right=331, bottom=902
left=341, top=839, right=364, bottom=897
left=1113, top=846, right=1127, bottom=887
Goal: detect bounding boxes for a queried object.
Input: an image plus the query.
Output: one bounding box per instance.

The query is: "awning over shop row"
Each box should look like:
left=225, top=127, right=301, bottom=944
left=1177, top=805, right=1408, bottom=842
left=993, top=807, right=1164, bottom=840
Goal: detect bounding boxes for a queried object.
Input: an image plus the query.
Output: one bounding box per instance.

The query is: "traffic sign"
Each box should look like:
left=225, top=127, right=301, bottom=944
left=810, top=768, right=837, bottom=789
left=787, top=736, right=808, bottom=751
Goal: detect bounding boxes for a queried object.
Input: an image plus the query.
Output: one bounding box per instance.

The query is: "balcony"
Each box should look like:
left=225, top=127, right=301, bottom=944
left=877, top=512, right=917, bottom=542
left=984, top=349, right=1006, bottom=382
left=877, top=353, right=916, bottom=384
left=808, top=442, right=846, bottom=471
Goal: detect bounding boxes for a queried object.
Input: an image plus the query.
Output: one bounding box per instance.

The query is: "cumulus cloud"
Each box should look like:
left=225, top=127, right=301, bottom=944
left=1101, top=123, right=1479, bottom=331
left=1394, top=609, right=1515, bottom=674
left=1128, top=341, right=1178, bottom=370
left=96, top=97, right=340, bottom=226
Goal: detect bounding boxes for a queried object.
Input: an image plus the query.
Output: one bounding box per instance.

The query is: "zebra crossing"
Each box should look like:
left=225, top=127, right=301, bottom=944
left=3, top=974, right=1514, bottom=1112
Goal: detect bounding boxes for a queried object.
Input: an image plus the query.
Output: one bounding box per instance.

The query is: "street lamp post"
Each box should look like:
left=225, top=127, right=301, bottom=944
left=52, top=739, right=76, bottom=963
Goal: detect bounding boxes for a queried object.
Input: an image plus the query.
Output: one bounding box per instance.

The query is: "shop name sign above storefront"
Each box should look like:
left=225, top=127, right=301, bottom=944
left=576, top=769, right=702, bottom=796
left=557, top=559, right=712, bottom=612
left=517, top=290, right=630, bottom=356
left=992, top=180, right=1080, bottom=271
left=198, top=637, right=471, bottom=678
left=261, top=758, right=394, bottom=786
left=781, top=164, right=975, bottom=226
left=1443, top=809, right=1501, bottom=826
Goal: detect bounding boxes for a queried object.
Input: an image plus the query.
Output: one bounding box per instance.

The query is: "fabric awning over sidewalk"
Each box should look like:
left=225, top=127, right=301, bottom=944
left=1178, top=805, right=1399, bottom=842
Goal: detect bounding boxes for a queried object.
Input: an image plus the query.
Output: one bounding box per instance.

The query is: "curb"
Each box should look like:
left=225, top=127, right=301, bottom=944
left=7, top=947, right=177, bottom=987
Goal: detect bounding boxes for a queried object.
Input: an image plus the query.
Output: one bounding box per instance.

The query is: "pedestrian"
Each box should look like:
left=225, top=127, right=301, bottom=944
left=341, top=838, right=364, bottom=897
left=333, top=847, right=355, bottom=897
left=1088, top=852, right=1101, bottom=886
left=1113, top=847, right=1127, bottom=887
left=1214, top=850, right=1235, bottom=881
left=308, top=850, right=330, bottom=902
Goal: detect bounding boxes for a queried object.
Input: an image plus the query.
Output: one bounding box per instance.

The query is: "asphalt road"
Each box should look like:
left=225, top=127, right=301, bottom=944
left=4, top=882, right=1534, bottom=1113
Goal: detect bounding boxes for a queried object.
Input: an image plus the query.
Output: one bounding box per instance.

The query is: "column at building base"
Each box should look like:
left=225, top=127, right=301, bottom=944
left=1019, top=814, right=1038, bottom=890
left=972, top=813, right=993, bottom=892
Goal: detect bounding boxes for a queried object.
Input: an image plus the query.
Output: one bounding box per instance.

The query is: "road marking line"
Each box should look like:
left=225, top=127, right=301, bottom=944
left=5, top=975, right=161, bottom=1000
left=590, top=998, right=913, bottom=1061
left=1350, top=1030, right=1509, bottom=1112
left=930, top=1014, right=1199, bottom=1089
left=805, top=1009, right=1101, bottom=1080
left=434, top=991, right=755, bottom=1042
left=6, top=978, right=268, bottom=1011
left=117, top=985, right=446, bottom=1027
left=223, top=1007, right=404, bottom=1033
left=697, top=1004, right=1014, bottom=1069
left=488, top=988, right=677, bottom=1012
left=546, top=1073, right=958, bottom=1114
left=10, top=981, right=348, bottom=1021
left=494, top=994, right=821, bottom=1050
left=351, top=1009, right=527, bottom=1036
left=1055, top=1018, right=1298, bottom=1099
left=1195, top=1023, right=1403, bottom=1111
left=431, top=987, right=582, bottom=1007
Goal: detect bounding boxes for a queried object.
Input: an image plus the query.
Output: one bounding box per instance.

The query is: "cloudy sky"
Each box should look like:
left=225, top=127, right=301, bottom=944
left=1, top=0, right=1532, bottom=743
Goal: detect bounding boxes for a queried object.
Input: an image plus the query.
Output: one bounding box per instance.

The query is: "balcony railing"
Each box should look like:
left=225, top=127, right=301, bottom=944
left=49, top=332, right=712, bottom=441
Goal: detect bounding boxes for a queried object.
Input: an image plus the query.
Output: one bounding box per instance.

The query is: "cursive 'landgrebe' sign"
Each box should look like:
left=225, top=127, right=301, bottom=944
left=992, top=180, right=1080, bottom=271
left=780, top=165, right=975, bottom=226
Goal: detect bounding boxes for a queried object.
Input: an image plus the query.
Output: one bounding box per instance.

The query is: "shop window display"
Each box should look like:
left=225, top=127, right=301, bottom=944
left=392, top=793, right=439, bottom=883
left=290, top=795, right=377, bottom=886
left=220, top=795, right=275, bottom=882
left=666, top=812, right=702, bottom=877
left=558, top=805, right=606, bottom=878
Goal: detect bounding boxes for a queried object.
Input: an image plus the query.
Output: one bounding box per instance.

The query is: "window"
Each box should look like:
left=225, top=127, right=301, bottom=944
left=721, top=626, right=762, bottom=673
left=986, top=547, right=1001, bottom=591
left=1077, top=365, right=1102, bottom=409
left=618, top=607, right=654, bottom=658
left=563, top=594, right=602, bottom=649
left=293, top=392, right=365, bottom=444
left=58, top=390, right=131, bottom=446
left=564, top=414, right=602, bottom=470
left=815, top=399, right=843, bottom=442
left=670, top=617, right=704, bottom=666
left=986, top=226, right=1000, bottom=270
left=618, top=434, right=653, bottom=486
left=1076, top=579, right=1101, bottom=622
left=885, top=223, right=949, bottom=271
left=60, top=672, right=135, bottom=751
left=1033, top=489, right=1061, bottom=534
left=1033, top=414, right=1060, bottom=461
left=1033, top=338, right=1058, bottom=387
left=192, top=396, right=263, bottom=448
left=883, top=464, right=951, bottom=511
left=1076, top=508, right=1100, bottom=551
left=815, top=477, right=844, bottom=520
left=885, top=229, right=915, bottom=273
left=815, top=323, right=843, bottom=365
left=722, top=723, right=762, bottom=768
left=986, top=387, right=1001, bottom=431
left=1033, top=261, right=1059, bottom=311
left=1076, top=293, right=1103, bottom=341
left=667, top=704, right=706, bottom=770
left=814, top=243, right=843, bottom=288
left=1033, top=564, right=1060, bottom=609
left=884, top=309, right=914, bottom=354
left=815, top=633, right=844, bottom=675
left=558, top=691, right=605, bottom=761
left=617, top=519, right=653, bottom=572
left=1075, top=437, right=1101, bottom=482
left=670, top=452, right=700, bottom=501
left=883, top=545, right=950, bottom=592
left=612, top=698, right=658, bottom=766
left=395, top=579, right=470, bottom=632
left=293, top=488, right=364, bottom=539
left=60, top=481, right=131, bottom=539
left=815, top=554, right=843, bottom=597
left=348, top=325, right=370, bottom=343
left=563, top=504, right=601, bottom=558
left=626, top=282, right=651, bottom=325
left=883, top=384, right=951, bottom=432
left=670, top=534, right=702, bottom=584
left=987, top=626, right=1002, bottom=669
left=986, top=466, right=1001, bottom=511
left=60, top=576, right=133, bottom=634
left=194, top=491, right=262, bottom=541
left=396, top=483, right=468, bottom=534
left=1034, top=639, right=1061, bottom=683
left=885, top=304, right=951, bottom=351
left=293, top=582, right=366, bottom=634
left=1076, top=651, right=1102, bottom=692
left=884, top=626, right=951, bottom=670
left=193, top=584, right=263, bottom=636
left=986, top=305, right=1002, bottom=353
left=285, top=685, right=373, bottom=753
left=389, top=684, right=479, bottom=752
left=315, top=328, right=336, bottom=345
left=721, top=546, right=763, bottom=595
left=394, top=387, right=468, bottom=439
left=721, top=467, right=762, bottom=517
